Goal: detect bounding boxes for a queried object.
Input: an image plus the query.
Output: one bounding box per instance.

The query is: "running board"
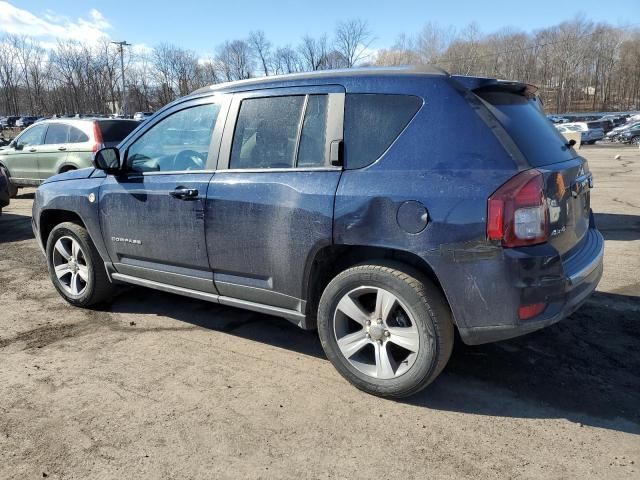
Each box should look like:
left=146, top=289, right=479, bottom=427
left=110, top=272, right=306, bottom=325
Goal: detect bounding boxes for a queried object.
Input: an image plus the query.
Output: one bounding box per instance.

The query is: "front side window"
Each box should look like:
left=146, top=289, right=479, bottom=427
left=44, top=124, right=70, bottom=144
left=16, top=124, right=47, bottom=148
left=230, top=94, right=330, bottom=169
left=127, top=103, right=220, bottom=173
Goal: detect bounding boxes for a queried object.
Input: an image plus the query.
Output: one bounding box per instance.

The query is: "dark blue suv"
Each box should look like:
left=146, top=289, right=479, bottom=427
left=32, top=67, right=604, bottom=397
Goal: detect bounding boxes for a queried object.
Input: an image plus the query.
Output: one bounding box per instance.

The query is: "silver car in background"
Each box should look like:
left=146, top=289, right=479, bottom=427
left=557, top=122, right=604, bottom=144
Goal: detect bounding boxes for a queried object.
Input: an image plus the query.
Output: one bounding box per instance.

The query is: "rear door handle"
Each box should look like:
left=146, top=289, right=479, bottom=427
left=58, top=146, right=66, bottom=151
left=170, top=187, right=199, bottom=200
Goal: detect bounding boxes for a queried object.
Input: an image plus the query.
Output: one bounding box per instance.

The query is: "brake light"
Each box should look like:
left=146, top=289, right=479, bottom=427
left=487, top=169, right=549, bottom=247
left=518, top=303, right=546, bottom=320
left=92, top=121, right=104, bottom=153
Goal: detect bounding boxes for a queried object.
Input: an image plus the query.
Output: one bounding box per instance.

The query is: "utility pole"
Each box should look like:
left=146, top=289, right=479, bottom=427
left=111, top=40, right=131, bottom=116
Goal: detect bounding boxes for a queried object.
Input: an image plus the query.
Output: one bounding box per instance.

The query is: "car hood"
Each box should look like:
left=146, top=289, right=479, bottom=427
left=43, top=167, right=96, bottom=184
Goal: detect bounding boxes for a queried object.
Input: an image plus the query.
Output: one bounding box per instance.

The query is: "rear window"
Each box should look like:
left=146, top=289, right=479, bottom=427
left=344, top=94, right=422, bottom=169
left=475, top=90, right=576, bottom=166
left=97, top=120, right=139, bottom=143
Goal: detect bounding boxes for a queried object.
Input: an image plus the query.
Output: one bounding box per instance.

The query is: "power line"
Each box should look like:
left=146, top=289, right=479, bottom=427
left=435, top=22, right=640, bottom=66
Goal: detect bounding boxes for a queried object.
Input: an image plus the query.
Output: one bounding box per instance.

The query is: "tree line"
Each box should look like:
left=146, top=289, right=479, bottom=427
left=0, top=17, right=638, bottom=116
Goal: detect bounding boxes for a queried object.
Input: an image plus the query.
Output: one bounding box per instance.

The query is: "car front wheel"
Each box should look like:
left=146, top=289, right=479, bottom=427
left=46, top=222, right=115, bottom=307
left=317, top=261, right=454, bottom=398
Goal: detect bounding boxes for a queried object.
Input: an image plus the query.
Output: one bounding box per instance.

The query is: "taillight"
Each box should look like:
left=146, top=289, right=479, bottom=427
left=92, top=121, right=104, bottom=153
left=487, top=169, right=549, bottom=247
left=518, top=303, right=546, bottom=320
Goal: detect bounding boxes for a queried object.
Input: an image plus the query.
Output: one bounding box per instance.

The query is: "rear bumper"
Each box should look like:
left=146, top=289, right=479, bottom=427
left=458, top=228, right=604, bottom=345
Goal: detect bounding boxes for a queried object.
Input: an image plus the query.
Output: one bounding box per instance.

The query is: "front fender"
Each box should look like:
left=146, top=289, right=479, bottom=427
left=34, top=177, right=109, bottom=263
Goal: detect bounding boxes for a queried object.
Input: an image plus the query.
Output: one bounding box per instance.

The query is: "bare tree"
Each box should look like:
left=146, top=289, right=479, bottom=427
left=272, top=46, right=301, bottom=74
left=248, top=30, right=271, bottom=76
left=216, top=40, right=254, bottom=81
left=298, top=35, right=328, bottom=71
left=334, top=18, right=373, bottom=67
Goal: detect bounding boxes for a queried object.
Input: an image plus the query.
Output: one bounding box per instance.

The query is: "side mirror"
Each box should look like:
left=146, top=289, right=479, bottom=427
left=12, top=141, right=21, bottom=150
left=567, top=139, right=577, bottom=148
left=93, top=147, right=121, bottom=173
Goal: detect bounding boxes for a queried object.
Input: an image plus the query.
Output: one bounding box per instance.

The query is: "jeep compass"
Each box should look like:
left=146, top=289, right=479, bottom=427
left=32, top=67, right=604, bottom=397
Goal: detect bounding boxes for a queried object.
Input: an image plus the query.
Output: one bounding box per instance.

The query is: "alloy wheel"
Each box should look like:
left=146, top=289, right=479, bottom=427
left=333, top=286, right=421, bottom=379
left=51, top=236, right=89, bottom=297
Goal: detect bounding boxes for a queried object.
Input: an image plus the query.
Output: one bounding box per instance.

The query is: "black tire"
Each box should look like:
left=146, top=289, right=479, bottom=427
left=0, top=167, right=18, bottom=198
left=46, top=221, right=115, bottom=307
left=632, top=136, right=640, bottom=145
left=317, top=261, right=454, bottom=398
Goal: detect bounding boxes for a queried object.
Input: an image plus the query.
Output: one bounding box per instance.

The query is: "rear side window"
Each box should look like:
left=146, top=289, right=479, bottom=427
left=230, top=94, right=330, bottom=169
left=344, top=94, right=422, bottom=169
left=98, top=120, right=139, bottom=143
left=44, top=124, right=69, bottom=144
left=475, top=90, right=576, bottom=166
left=68, top=126, right=89, bottom=143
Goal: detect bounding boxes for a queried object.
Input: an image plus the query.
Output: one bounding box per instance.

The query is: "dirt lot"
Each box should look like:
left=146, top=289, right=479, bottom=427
left=1, top=145, right=639, bottom=479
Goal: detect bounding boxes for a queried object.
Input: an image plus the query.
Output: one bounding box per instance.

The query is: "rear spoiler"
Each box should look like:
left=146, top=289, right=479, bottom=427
left=451, top=75, right=539, bottom=99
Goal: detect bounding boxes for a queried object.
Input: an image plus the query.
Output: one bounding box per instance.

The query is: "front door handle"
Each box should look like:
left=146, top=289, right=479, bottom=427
left=170, top=187, right=199, bottom=200
left=58, top=146, right=67, bottom=151
left=28, top=147, right=37, bottom=152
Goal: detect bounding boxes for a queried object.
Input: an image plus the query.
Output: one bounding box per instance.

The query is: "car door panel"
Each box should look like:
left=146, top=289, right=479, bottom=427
left=98, top=96, right=229, bottom=292
left=206, top=86, right=344, bottom=311
left=4, top=124, right=47, bottom=182
left=99, top=172, right=217, bottom=292
left=206, top=170, right=341, bottom=307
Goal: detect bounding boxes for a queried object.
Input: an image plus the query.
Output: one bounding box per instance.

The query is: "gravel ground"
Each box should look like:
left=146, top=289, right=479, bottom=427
left=0, top=145, right=638, bottom=479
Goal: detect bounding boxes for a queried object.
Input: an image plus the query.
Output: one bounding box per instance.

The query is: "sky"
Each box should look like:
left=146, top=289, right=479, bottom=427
left=1, top=0, right=637, bottom=56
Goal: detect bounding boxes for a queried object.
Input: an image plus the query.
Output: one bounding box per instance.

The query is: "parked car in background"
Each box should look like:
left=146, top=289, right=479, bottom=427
left=618, top=124, right=640, bottom=145
left=0, top=166, right=10, bottom=214
left=32, top=67, right=603, bottom=397
left=15, top=116, right=38, bottom=128
left=559, top=122, right=604, bottom=144
left=547, top=115, right=569, bottom=124
left=605, top=121, right=640, bottom=141
left=0, top=116, right=20, bottom=128
left=0, top=118, right=139, bottom=196
left=133, top=112, right=153, bottom=122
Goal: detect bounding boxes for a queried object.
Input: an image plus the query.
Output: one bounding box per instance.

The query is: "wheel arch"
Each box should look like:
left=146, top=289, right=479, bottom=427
left=58, top=163, right=78, bottom=174
left=39, top=209, right=87, bottom=249
left=303, top=244, right=456, bottom=329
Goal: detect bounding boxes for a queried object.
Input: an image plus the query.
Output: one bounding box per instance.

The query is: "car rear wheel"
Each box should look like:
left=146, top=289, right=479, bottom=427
left=317, top=261, right=454, bottom=398
left=46, top=222, right=115, bottom=307
left=632, top=136, right=640, bottom=145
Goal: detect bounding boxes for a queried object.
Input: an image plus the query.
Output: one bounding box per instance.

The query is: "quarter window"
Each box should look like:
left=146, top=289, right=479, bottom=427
left=344, top=94, right=422, bottom=169
left=230, top=94, right=330, bottom=169
left=126, top=103, right=220, bottom=173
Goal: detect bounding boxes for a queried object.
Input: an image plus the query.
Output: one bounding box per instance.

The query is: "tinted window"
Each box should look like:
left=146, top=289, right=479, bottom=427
left=344, top=94, right=422, bottom=169
left=231, top=96, right=305, bottom=169
left=44, top=124, right=70, bottom=144
left=98, top=120, right=139, bottom=143
left=476, top=90, right=576, bottom=166
left=68, top=126, right=89, bottom=143
left=16, top=124, right=46, bottom=148
left=298, top=95, right=329, bottom=167
left=126, top=103, right=220, bottom=173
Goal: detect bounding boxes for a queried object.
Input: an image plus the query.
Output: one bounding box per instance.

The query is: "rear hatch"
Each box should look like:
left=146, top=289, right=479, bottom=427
left=472, top=82, right=592, bottom=257
left=97, top=120, right=139, bottom=148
